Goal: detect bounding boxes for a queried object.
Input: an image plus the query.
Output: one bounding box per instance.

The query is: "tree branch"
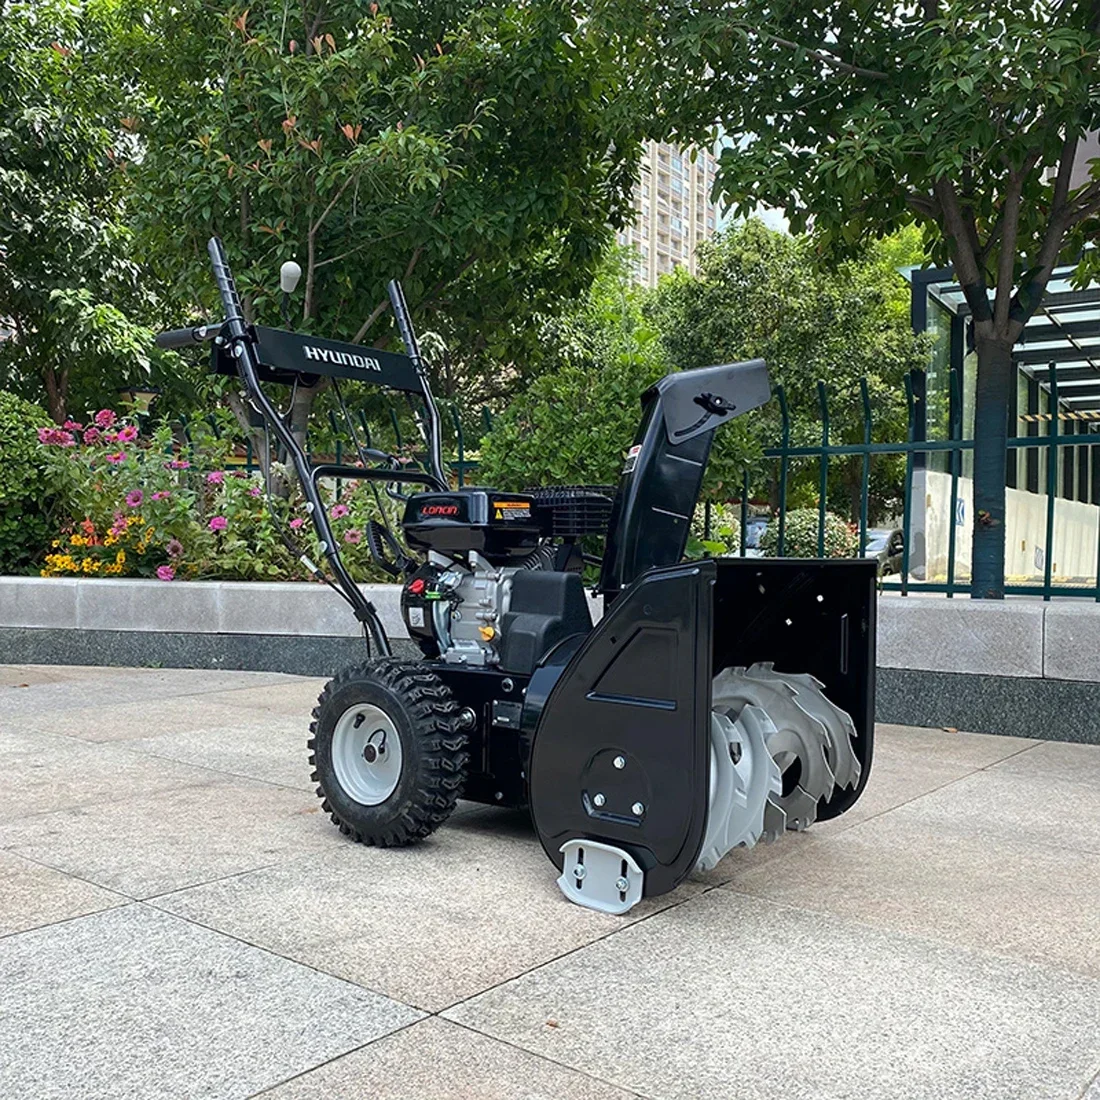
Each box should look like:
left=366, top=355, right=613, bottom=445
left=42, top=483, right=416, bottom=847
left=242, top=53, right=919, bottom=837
left=1009, top=134, right=1077, bottom=326
left=749, top=27, right=889, bottom=80
left=352, top=297, right=390, bottom=345
left=933, top=176, right=991, bottom=323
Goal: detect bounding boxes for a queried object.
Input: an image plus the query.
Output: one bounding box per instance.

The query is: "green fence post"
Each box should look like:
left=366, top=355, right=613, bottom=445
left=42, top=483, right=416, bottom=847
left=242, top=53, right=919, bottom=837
left=356, top=410, right=373, bottom=450
left=858, top=377, right=872, bottom=555
left=776, top=384, right=790, bottom=556
left=450, top=404, right=466, bottom=487
left=817, top=381, right=829, bottom=558
left=1044, top=362, right=1059, bottom=601
left=901, top=373, right=916, bottom=596
left=946, top=368, right=963, bottom=597
left=740, top=469, right=749, bottom=558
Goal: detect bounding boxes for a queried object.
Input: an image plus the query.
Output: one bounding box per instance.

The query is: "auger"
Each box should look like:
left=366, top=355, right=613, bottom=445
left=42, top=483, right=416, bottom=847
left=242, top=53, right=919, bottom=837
left=157, top=237, right=877, bottom=914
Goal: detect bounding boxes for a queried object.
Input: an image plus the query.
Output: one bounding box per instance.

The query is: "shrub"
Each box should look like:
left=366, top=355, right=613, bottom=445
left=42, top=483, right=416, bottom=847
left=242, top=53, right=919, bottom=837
left=759, top=508, right=858, bottom=559
left=0, top=391, right=59, bottom=573
left=36, top=408, right=400, bottom=583
left=687, top=502, right=742, bottom=558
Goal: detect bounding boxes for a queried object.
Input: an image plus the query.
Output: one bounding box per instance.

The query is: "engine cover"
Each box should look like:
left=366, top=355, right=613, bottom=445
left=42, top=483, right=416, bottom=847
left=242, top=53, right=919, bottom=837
left=401, top=488, right=543, bottom=563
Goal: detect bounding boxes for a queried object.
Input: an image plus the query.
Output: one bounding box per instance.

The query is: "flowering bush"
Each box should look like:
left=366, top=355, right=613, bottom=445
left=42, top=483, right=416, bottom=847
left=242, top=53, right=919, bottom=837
left=35, top=407, right=401, bottom=583
left=758, top=508, right=859, bottom=559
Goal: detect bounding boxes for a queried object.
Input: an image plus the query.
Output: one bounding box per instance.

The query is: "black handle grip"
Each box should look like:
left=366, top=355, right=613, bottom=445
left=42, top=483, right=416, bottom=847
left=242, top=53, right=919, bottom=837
left=155, top=324, right=220, bottom=349
left=208, top=236, right=243, bottom=323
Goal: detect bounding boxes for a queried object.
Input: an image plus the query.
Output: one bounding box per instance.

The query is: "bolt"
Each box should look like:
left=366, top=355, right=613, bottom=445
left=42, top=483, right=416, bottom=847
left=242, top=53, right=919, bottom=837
left=631, top=801, right=645, bottom=816
left=573, top=864, right=586, bottom=880
left=501, top=677, right=514, bottom=693
left=363, top=744, right=378, bottom=763
left=593, top=793, right=606, bottom=807
left=458, top=707, right=476, bottom=730
left=613, top=755, right=626, bottom=769
left=494, top=791, right=504, bottom=801
left=615, top=876, right=629, bottom=892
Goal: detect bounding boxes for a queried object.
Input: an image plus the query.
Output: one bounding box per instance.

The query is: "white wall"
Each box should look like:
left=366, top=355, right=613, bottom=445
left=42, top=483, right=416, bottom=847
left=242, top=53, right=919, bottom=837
left=913, top=469, right=1099, bottom=585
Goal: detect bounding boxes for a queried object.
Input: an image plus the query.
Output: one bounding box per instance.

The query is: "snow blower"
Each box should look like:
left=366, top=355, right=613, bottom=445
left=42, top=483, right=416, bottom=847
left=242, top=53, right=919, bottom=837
left=157, top=237, right=876, bottom=914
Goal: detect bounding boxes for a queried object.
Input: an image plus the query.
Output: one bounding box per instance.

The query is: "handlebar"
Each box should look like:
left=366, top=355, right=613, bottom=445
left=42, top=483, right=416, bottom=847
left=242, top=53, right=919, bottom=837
left=155, top=323, right=221, bottom=350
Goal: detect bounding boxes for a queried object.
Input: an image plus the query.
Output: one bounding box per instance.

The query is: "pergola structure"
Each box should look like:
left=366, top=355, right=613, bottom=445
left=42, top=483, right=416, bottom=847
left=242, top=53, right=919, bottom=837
left=913, top=264, right=1100, bottom=418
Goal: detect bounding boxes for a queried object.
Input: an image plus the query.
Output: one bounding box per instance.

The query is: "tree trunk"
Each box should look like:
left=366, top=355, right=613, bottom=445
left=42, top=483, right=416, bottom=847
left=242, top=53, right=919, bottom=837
left=42, top=365, right=66, bottom=423
left=970, top=334, right=1015, bottom=598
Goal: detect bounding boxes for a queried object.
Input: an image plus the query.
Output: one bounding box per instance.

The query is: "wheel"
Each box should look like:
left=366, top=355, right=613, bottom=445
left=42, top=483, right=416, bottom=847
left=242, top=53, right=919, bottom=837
left=309, top=659, right=468, bottom=846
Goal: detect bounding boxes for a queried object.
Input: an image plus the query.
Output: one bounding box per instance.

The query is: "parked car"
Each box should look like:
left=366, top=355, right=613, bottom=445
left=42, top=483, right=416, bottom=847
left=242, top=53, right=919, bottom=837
left=864, top=527, right=904, bottom=576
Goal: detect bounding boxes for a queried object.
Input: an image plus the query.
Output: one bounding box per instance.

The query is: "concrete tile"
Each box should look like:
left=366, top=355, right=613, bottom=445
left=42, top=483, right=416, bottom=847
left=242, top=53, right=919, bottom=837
left=990, top=738, right=1100, bottom=785
left=0, top=904, right=421, bottom=1100
left=886, top=767, right=1100, bottom=855
left=0, top=778, right=333, bottom=897
left=154, top=805, right=704, bottom=1011
left=123, top=720, right=314, bottom=790
left=259, top=1017, right=639, bottom=1100
left=17, top=694, right=289, bottom=743
left=1043, top=603, right=1100, bottom=682
left=0, top=850, right=123, bottom=937
left=0, top=728, right=218, bottom=822
left=877, top=595, right=1043, bottom=677
left=445, top=891, right=1100, bottom=1100
left=726, top=812, right=1100, bottom=979
left=0, top=665, right=305, bottom=717
left=75, top=576, right=221, bottom=633
left=874, top=722, right=1039, bottom=768
left=1084, top=1070, right=1100, bottom=1100
left=0, top=577, right=79, bottom=628
left=205, top=677, right=328, bottom=716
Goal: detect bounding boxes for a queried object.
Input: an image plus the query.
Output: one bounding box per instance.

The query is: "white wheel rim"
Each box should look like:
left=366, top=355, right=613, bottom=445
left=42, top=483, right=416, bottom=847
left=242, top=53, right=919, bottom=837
left=331, top=703, right=403, bottom=806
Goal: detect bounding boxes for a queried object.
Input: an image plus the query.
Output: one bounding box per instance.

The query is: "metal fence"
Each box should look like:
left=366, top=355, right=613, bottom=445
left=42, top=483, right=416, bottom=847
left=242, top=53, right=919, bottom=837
left=182, top=366, right=1100, bottom=601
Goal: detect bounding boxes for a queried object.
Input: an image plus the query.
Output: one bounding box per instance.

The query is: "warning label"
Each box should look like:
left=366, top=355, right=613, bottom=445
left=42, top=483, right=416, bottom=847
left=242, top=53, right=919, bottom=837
left=493, top=501, right=532, bottom=520
left=622, top=444, right=642, bottom=475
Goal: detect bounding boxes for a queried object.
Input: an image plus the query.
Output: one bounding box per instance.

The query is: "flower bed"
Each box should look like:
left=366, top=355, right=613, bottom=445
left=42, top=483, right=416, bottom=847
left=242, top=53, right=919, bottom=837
left=33, top=405, right=397, bottom=583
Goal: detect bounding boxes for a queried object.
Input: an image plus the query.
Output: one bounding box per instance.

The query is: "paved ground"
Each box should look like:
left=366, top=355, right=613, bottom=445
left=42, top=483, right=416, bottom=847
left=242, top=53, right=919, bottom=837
left=1, top=663, right=1098, bottom=1100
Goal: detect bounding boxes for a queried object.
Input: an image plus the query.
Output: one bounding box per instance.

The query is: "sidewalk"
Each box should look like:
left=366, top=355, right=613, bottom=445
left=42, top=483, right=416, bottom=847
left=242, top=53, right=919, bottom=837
left=1, top=663, right=1098, bottom=1100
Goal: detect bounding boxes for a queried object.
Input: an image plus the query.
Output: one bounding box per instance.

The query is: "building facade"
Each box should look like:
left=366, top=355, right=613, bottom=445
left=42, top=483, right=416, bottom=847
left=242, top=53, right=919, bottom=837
left=615, top=141, right=720, bottom=288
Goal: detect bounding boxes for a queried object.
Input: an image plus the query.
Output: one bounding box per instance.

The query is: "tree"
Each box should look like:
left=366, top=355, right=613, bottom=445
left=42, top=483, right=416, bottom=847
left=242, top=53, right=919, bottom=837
left=0, top=0, right=163, bottom=422
left=129, top=0, right=645, bottom=439
left=477, top=250, right=669, bottom=490
left=645, top=220, right=928, bottom=521
left=621, top=0, right=1100, bottom=596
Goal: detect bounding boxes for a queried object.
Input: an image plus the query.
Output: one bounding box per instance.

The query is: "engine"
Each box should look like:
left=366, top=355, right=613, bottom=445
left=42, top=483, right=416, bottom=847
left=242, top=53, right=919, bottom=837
left=398, top=487, right=609, bottom=667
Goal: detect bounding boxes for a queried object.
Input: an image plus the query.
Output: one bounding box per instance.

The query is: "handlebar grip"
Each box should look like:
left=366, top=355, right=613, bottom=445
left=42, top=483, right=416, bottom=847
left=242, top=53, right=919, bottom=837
left=208, top=236, right=244, bottom=322
left=155, top=324, right=220, bottom=349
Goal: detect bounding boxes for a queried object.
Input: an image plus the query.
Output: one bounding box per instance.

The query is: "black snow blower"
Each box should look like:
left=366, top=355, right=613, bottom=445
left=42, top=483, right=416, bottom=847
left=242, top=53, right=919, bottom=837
left=157, top=238, right=876, bottom=914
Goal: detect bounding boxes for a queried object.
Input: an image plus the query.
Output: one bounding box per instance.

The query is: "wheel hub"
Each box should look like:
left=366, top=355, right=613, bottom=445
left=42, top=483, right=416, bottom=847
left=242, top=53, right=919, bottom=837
left=332, top=703, right=403, bottom=806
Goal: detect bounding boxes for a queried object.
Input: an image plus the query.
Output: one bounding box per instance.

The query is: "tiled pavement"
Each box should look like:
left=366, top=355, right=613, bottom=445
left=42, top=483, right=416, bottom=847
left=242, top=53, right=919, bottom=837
left=1, top=663, right=1098, bottom=1100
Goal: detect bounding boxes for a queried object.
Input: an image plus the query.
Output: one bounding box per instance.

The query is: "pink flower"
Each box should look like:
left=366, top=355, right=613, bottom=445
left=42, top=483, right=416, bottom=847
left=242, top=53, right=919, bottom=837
left=166, top=538, right=184, bottom=558
left=83, top=427, right=101, bottom=444
left=344, top=528, right=362, bottom=544
left=330, top=503, right=349, bottom=519
left=37, top=427, right=75, bottom=446
left=289, top=517, right=305, bottom=530
left=249, top=486, right=262, bottom=498
left=125, top=489, right=144, bottom=508
left=165, top=459, right=190, bottom=470
left=117, top=426, right=138, bottom=443
left=94, top=409, right=117, bottom=428
left=156, top=565, right=175, bottom=582
left=151, top=490, right=171, bottom=501
left=106, top=451, right=127, bottom=465
left=209, top=515, right=227, bottom=532
left=63, top=419, right=83, bottom=430
left=206, top=470, right=225, bottom=485
left=103, top=432, right=118, bottom=443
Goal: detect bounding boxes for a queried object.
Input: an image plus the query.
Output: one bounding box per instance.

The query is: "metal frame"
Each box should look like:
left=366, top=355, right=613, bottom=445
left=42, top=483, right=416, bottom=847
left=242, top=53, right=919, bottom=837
left=203, top=237, right=447, bottom=653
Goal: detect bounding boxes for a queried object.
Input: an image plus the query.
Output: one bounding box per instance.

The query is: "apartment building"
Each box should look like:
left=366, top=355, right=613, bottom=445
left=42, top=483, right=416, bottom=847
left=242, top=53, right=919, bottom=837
left=615, top=141, right=720, bottom=288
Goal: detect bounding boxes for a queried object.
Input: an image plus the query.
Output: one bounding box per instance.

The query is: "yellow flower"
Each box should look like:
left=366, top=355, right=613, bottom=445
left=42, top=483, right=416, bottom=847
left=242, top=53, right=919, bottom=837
left=104, top=534, right=117, bottom=546
left=51, top=540, right=60, bottom=549
left=116, top=550, right=126, bottom=564
left=82, top=558, right=101, bottom=574
left=69, top=534, right=82, bottom=546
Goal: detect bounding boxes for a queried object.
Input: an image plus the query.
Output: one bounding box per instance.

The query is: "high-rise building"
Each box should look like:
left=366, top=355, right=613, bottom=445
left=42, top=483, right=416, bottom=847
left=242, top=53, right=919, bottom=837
left=615, top=141, right=720, bottom=288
